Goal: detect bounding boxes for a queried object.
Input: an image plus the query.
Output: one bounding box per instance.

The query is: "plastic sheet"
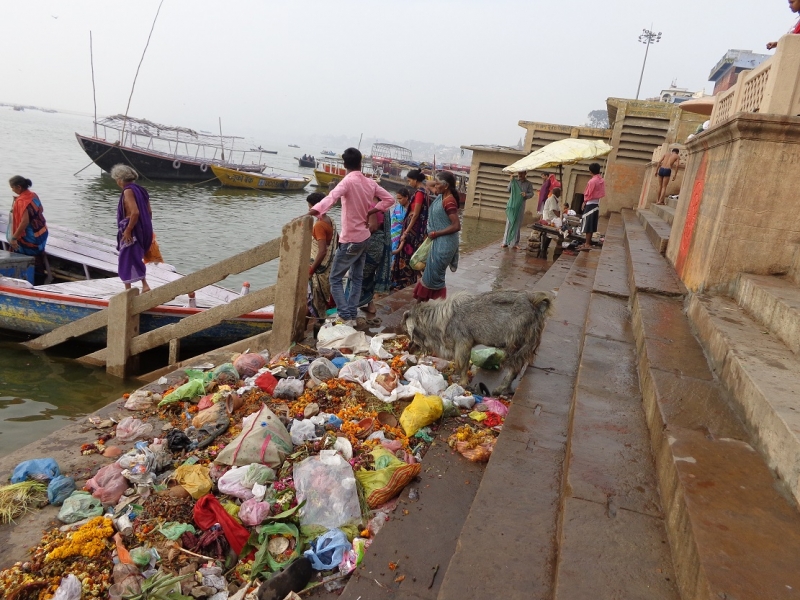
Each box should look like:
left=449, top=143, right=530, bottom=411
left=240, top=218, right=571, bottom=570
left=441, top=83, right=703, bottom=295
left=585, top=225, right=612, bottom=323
left=47, top=475, right=76, bottom=506
left=239, top=497, right=271, bottom=526
left=304, top=529, right=352, bottom=571
left=293, top=451, right=361, bottom=530
left=57, top=491, right=103, bottom=523
left=11, top=458, right=60, bottom=483
left=290, top=419, right=319, bottom=446
left=85, top=462, right=128, bottom=504
left=115, top=417, right=154, bottom=442
left=404, top=365, right=447, bottom=395
left=273, top=377, right=305, bottom=400
left=158, top=380, right=206, bottom=406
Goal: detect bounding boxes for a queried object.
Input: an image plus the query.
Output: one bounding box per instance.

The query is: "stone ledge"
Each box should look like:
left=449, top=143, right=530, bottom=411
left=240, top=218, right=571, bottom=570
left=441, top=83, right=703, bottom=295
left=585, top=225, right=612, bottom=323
left=686, top=293, right=800, bottom=504
left=637, top=208, right=672, bottom=255
left=593, top=212, right=630, bottom=298
left=735, top=273, right=800, bottom=355
left=653, top=204, right=675, bottom=226
left=631, top=290, right=800, bottom=600
left=622, top=209, right=684, bottom=297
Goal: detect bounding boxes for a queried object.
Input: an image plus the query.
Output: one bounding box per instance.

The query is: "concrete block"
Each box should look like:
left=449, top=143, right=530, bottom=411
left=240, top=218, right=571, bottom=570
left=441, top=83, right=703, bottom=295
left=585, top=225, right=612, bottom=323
left=735, top=273, right=800, bottom=355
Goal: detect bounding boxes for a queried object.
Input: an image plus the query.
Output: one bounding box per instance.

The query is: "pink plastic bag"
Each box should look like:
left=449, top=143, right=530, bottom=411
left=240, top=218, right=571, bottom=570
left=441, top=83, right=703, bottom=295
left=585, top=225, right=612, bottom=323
left=85, top=463, right=128, bottom=504
left=115, top=417, right=153, bottom=443
left=239, top=497, right=271, bottom=526
left=482, top=399, right=509, bottom=417
left=234, top=353, right=267, bottom=379
left=197, top=394, right=215, bottom=411
left=217, top=465, right=254, bottom=500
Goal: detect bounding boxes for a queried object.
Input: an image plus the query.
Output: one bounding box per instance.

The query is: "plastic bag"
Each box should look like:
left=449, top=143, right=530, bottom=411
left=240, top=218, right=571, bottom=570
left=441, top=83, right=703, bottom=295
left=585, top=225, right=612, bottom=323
left=47, top=475, right=76, bottom=506
left=85, top=462, right=128, bottom=504
left=52, top=573, right=82, bottom=600
left=158, top=379, right=206, bottom=406
left=115, top=416, right=154, bottom=442
left=290, top=419, right=319, bottom=446
left=255, top=371, right=278, bottom=394
left=316, top=324, right=371, bottom=354
left=234, top=353, right=267, bottom=379
left=218, top=466, right=254, bottom=500
left=483, top=398, right=509, bottom=417
left=214, top=405, right=293, bottom=468
left=192, top=402, right=226, bottom=429
left=213, top=363, right=240, bottom=385
left=404, top=365, right=447, bottom=395
left=362, top=367, right=424, bottom=403
left=58, top=490, right=103, bottom=523
left=251, top=522, right=302, bottom=573
left=455, top=440, right=495, bottom=462
left=11, top=458, right=60, bottom=483
left=338, top=358, right=376, bottom=384
left=242, top=463, right=275, bottom=488
left=273, top=377, right=305, bottom=400
left=124, top=389, right=158, bottom=411
left=174, top=464, right=212, bottom=499
left=293, top=451, right=361, bottom=530
left=308, top=357, right=339, bottom=387
left=333, top=437, right=353, bottom=460
left=369, top=334, right=395, bottom=360
left=157, top=521, right=196, bottom=540
left=239, top=497, right=271, bottom=526
left=400, top=394, right=444, bottom=436
left=410, top=237, right=432, bottom=270
left=355, top=447, right=421, bottom=508
left=470, top=347, right=506, bottom=370
left=304, top=529, right=352, bottom=571
left=130, top=546, right=158, bottom=569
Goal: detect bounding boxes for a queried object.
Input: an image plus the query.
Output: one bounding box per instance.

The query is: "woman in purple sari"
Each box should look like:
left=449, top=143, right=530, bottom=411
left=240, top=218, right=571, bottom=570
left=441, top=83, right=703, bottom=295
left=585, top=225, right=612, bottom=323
left=111, top=164, right=153, bottom=292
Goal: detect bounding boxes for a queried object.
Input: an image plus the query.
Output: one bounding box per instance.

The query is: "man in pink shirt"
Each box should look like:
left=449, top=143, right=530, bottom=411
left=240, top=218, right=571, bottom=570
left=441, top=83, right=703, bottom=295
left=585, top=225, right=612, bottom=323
left=308, top=148, right=395, bottom=325
left=581, top=163, right=605, bottom=250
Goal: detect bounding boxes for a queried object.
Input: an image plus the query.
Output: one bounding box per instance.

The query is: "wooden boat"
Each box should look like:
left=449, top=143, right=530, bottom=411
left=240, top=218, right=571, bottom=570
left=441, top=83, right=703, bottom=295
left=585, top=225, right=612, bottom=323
left=0, top=216, right=273, bottom=345
left=77, top=115, right=267, bottom=182
left=296, top=157, right=315, bottom=168
left=320, top=150, right=337, bottom=157
left=0, top=278, right=273, bottom=346
left=288, top=144, right=300, bottom=148
left=211, top=165, right=311, bottom=191
left=314, top=163, right=347, bottom=189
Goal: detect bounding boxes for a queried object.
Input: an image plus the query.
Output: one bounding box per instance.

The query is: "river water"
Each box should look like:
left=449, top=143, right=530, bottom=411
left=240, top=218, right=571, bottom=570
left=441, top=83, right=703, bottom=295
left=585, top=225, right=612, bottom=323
left=0, top=108, right=504, bottom=456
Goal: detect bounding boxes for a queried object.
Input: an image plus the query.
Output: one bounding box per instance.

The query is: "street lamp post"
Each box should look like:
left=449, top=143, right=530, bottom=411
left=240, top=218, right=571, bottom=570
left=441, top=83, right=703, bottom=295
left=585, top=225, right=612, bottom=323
left=636, top=28, right=662, bottom=100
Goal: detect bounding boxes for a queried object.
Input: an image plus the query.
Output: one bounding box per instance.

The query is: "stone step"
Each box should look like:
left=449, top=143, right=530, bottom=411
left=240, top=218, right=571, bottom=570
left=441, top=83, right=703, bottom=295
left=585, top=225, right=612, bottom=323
left=735, top=273, right=800, bottom=355
left=437, top=250, right=600, bottom=600
left=621, top=209, right=684, bottom=298
left=652, top=203, right=675, bottom=226
left=686, top=293, right=800, bottom=506
left=593, top=213, right=629, bottom=298
left=623, top=201, right=800, bottom=598
left=667, top=196, right=679, bottom=210
left=636, top=208, right=672, bottom=255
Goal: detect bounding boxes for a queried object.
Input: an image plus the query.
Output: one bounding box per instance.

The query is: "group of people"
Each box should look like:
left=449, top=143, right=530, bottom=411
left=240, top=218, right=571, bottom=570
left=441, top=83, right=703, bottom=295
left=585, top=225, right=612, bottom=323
left=6, top=164, right=162, bottom=290
left=306, top=147, right=462, bottom=328
left=301, top=154, right=316, bottom=163
left=501, top=162, right=606, bottom=253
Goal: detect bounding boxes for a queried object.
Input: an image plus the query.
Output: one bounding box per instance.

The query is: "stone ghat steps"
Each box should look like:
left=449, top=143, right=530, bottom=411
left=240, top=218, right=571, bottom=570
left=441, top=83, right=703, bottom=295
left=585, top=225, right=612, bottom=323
left=735, top=272, right=800, bottom=355
left=636, top=207, right=673, bottom=255
left=621, top=209, right=800, bottom=600
left=438, top=215, right=681, bottom=600
left=652, top=203, right=676, bottom=226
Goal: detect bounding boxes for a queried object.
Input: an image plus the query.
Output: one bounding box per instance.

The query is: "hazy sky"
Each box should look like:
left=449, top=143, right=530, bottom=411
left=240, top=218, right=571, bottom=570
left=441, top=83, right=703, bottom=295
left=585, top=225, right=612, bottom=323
left=0, top=1, right=794, bottom=147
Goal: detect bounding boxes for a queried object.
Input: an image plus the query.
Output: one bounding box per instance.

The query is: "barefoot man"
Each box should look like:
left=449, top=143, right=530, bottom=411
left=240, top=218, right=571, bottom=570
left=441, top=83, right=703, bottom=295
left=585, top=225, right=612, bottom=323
left=655, top=148, right=680, bottom=205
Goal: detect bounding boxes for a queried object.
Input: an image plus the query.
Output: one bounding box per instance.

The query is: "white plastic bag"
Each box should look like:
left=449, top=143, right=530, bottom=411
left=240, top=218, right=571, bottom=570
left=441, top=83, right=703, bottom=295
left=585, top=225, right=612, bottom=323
left=52, top=574, right=82, bottom=600
left=317, top=323, right=372, bottom=354
left=338, top=358, right=378, bottom=384
left=273, top=377, right=305, bottom=400
left=293, top=451, right=361, bottom=530
left=308, top=358, right=339, bottom=387
left=333, top=437, right=353, bottom=460
left=369, top=333, right=396, bottom=360
left=124, top=390, right=159, bottom=411
left=217, top=466, right=254, bottom=500
left=290, top=419, right=319, bottom=446
left=115, top=417, right=153, bottom=443
left=362, top=367, right=425, bottom=403
left=404, top=365, right=448, bottom=395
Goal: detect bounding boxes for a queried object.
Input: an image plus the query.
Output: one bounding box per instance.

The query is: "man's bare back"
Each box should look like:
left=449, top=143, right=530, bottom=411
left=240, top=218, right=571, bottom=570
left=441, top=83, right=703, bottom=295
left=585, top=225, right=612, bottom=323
left=659, top=152, right=680, bottom=172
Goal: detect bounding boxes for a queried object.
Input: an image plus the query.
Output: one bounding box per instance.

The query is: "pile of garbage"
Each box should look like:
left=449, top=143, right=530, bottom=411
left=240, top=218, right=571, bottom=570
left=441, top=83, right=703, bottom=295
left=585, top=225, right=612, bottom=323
left=0, top=322, right=511, bottom=600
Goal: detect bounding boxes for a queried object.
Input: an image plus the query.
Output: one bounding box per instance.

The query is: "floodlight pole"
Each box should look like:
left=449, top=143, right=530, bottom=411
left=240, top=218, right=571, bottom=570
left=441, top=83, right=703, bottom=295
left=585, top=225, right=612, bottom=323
left=636, top=27, right=662, bottom=100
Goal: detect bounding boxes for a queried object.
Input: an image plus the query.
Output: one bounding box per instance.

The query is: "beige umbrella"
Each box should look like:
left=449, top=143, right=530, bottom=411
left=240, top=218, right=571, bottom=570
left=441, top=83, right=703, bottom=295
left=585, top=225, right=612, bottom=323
left=678, top=96, right=716, bottom=116
left=503, top=138, right=613, bottom=174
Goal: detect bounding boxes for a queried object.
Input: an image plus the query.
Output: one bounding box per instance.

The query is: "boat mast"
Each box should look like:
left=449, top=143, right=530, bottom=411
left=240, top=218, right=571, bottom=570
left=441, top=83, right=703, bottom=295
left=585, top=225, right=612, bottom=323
left=219, top=117, right=225, bottom=162
left=90, top=31, right=98, bottom=137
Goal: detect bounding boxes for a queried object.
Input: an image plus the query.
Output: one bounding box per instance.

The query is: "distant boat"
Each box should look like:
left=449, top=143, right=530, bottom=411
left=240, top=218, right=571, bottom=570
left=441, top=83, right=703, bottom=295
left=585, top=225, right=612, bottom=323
left=13, top=106, right=24, bottom=112
left=296, top=156, right=315, bottom=168
left=76, top=115, right=267, bottom=182
left=211, top=165, right=311, bottom=191
left=250, top=145, right=278, bottom=154
left=288, top=144, right=300, bottom=148
left=320, top=150, right=337, bottom=157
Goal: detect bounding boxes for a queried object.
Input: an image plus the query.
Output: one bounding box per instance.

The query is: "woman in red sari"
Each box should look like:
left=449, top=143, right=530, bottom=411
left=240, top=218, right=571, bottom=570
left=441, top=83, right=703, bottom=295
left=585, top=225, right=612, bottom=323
left=7, top=176, right=48, bottom=256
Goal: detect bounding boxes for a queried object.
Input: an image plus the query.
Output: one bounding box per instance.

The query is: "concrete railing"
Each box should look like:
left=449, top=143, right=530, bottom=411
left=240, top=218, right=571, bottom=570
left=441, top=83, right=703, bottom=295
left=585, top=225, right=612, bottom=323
left=710, top=34, right=800, bottom=127
left=25, top=217, right=312, bottom=378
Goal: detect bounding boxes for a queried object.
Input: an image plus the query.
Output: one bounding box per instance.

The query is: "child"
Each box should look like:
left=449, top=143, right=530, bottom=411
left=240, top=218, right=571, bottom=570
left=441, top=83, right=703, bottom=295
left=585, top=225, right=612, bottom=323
left=391, top=188, right=411, bottom=261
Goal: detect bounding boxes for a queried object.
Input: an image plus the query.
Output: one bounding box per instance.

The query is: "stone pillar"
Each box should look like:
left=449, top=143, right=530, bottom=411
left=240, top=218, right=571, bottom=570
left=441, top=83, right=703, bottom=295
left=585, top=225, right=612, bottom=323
left=106, top=287, right=140, bottom=378
left=666, top=113, right=800, bottom=293
left=269, top=216, right=312, bottom=355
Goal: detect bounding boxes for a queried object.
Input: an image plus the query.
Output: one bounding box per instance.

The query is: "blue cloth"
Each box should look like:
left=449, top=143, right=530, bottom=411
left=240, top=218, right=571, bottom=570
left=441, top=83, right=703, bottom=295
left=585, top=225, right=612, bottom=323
left=11, top=458, right=60, bottom=483
left=421, top=195, right=459, bottom=291
left=329, top=239, right=370, bottom=320
left=304, top=529, right=352, bottom=570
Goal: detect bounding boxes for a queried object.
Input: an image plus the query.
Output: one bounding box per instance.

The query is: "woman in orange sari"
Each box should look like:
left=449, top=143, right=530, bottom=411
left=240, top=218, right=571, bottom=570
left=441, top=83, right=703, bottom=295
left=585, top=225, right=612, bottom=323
left=7, top=176, right=48, bottom=256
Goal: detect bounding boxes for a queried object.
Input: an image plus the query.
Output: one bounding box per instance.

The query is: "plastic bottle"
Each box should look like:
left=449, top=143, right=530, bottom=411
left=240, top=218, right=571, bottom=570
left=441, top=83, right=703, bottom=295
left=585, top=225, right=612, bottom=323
left=240, top=281, right=250, bottom=296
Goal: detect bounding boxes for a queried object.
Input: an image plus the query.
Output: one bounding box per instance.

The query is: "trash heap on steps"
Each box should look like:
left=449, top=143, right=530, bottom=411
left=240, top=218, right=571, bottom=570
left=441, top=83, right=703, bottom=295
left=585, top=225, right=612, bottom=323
left=0, top=322, right=512, bottom=600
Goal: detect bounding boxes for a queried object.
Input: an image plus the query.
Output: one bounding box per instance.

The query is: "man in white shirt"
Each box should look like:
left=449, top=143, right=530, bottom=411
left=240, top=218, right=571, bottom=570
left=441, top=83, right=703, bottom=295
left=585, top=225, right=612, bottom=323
left=542, top=188, right=562, bottom=223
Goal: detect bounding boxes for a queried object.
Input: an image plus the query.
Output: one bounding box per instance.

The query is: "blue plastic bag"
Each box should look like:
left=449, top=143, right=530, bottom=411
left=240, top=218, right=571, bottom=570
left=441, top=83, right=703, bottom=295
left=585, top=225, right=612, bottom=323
left=303, top=529, right=352, bottom=570
left=47, top=475, right=76, bottom=506
left=11, top=458, right=60, bottom=483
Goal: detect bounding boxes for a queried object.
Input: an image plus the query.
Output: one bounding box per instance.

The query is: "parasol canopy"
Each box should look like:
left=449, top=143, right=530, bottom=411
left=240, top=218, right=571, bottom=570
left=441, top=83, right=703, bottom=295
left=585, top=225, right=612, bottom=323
left=677, top=96, right=716, bottom=116
left=503, top=138, right=613, bottom=173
